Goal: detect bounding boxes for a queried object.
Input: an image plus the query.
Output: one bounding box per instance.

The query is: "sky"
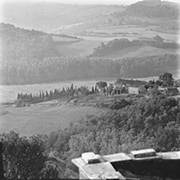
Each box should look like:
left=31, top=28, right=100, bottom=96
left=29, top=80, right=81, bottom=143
left=1, top=0, right=180, bottom=5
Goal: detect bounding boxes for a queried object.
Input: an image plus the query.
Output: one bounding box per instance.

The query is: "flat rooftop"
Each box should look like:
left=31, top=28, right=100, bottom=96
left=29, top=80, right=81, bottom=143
left=157, top=151, right=180, bottom=160
left=72, top=150, right=180, bottom=179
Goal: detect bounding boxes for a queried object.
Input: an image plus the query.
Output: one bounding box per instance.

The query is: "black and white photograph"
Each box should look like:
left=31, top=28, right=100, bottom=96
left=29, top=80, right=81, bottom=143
left=0, top=0, right=180, bottom=179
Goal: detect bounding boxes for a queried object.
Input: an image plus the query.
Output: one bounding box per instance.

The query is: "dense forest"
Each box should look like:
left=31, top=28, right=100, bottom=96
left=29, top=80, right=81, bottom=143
left=2, top=94, right=180, bottom=178
left=0, top=23, right=179, bottom=85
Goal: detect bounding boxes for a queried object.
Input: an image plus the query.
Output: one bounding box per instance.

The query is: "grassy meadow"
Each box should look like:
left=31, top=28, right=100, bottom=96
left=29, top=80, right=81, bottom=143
left=0, top=102, right=105, bottom=136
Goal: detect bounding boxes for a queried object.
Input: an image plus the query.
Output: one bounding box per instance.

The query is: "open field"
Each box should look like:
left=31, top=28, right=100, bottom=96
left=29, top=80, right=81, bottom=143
left=52, top=35, right=81, bottom=43
left=79, top=25, right=179, bottom=42
left=0, top=102, right=105, bottom=137
left=67, top=25, right=179, bottom=56
left=52, top=23, right=179, bottom=56
left=55, top=39, right=102, bottom=56
left=103, top=46, right=178, bottom=59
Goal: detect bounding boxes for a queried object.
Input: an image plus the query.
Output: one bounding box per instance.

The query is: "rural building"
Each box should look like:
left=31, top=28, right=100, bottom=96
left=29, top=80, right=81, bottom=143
left=157, top=87, right=179, bottom=96
left=72, top=152, right=127, bottom=179
left=115, top=78, right=146, bottom=87
left=139, top=37, right=157, bottom=43
left=113, top=83, right=129, bottom=94
left=129, top=87, right=139, bottom=94
left=138, top=85, right=148, bottom=94
left=157, top=86, right=167, bottom=94
left=138, top=83, right=158, bottom=95
left=166, top=87, right=179, bottom=96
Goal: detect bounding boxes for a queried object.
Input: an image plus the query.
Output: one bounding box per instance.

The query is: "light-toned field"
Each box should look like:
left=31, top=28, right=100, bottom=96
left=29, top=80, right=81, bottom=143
left=0, top=102, right=104, bottom=137
left=90, top=26, right=179, bottom=41
left=55, top=39, right=102, bottom=56
left=52, top=35, right=81, bottom=42
left=103, top=46, right=177, bottom=59
left=53, top=24, right=179, bottom=56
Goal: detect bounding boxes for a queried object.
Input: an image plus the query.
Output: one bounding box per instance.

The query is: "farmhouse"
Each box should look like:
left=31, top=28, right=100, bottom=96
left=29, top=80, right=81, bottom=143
left=166, top=87, right=179, bottom=96
left=113, top=83, right=129, bottom=94
left=157, top=87, right=179, bottom=96
left=128, top=87, right=139, bottom=94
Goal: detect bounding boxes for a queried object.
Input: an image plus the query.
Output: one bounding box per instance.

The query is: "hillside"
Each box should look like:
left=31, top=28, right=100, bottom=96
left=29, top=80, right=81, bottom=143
left=105, top=0, right=179, bottom=27
left=55, top=39, right=102, bottom=56
left=90, top=38, right=179, bottom=58
left=1, top=2, right=123, bottom=33
left=0, top=23, right=179, bottom=85
left=125, top=0, right=179, bottom=19
left=102, top=46, right=177, bottom=59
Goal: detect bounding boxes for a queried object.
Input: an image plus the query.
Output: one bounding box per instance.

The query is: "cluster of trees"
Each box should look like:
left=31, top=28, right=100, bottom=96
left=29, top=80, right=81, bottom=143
left=158, top=72, right=175, bottom=87
left=147, top=72, right=175, bottom=87
left=91, top=38, right=136, bottom=57
left=2, top=94, right=180, bottom=178
left=1, top=132, right=66, bottom=179
left=91, top=37, right=178, bottom=57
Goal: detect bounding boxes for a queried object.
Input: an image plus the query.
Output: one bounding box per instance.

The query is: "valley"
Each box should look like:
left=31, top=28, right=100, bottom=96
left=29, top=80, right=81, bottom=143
left=1, top=0, right=180, bottom=179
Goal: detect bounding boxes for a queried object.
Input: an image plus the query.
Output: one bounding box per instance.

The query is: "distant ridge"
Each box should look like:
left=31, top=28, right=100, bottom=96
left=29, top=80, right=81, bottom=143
left=111, top=0, right=179, bottom=19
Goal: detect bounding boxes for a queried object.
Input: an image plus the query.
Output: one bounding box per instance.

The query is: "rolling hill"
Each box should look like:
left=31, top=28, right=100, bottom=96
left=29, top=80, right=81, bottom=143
left=0, top=23, right=179, bottom=85
left=105, top=0, right=179, bottom=27
left=101, top=46, right=177, bottom=59
left=1, top=2, right=124, bottom=33
left=55, top=39, right=102, bottom=56
left=90, top=37, right=179, bottom=59
left=124, top=0, right=179, bottom=19
left=1, top=0, right=179, bottom=85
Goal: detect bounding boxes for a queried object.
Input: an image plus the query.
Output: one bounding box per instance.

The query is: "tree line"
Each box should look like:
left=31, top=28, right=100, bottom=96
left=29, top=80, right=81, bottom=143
left=16, top=84, right=99, bottom=106
left=1, top=54, right=178, bottom=85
